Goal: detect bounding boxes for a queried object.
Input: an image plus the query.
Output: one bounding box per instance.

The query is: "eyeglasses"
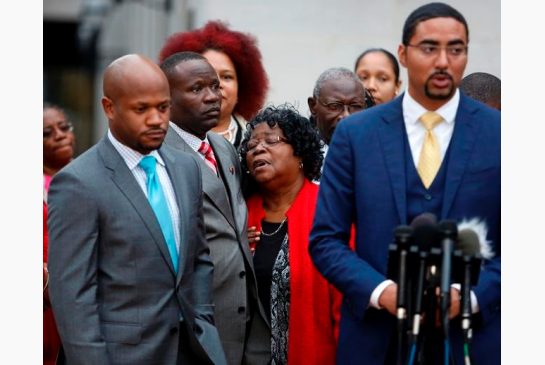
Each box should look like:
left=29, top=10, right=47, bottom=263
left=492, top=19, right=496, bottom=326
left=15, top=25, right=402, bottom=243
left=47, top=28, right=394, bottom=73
left=317, top=99, right=365, bottom=114
left=246, top=135, right=288, bottom=151
left=43, top=121, right=74, bottom=139
left=406, top=43, right=468, bottom=58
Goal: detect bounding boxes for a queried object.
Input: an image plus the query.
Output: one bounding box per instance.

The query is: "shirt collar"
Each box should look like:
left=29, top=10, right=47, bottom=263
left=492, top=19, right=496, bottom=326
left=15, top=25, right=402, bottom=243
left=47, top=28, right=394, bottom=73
left=403, top=88, right=460, bottom=125
left=107, top=129, right=165, bottom=170
left=169, top=121, right=210, bottom=152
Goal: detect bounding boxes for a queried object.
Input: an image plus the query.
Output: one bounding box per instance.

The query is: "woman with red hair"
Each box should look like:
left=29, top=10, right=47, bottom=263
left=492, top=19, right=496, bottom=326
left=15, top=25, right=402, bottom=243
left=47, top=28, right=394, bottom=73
left=159, top=20, right=269, bottom=150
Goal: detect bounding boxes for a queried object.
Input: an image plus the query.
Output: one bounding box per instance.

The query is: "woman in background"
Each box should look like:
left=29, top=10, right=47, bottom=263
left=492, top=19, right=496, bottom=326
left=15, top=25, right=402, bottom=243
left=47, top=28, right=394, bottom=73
left=241, top=104, right=340, bottom=364
left=354, top=48, right=402, bottom=105
left=43, top=102, right=76, bottom=365
left=159, top=20, right=269, bottom=150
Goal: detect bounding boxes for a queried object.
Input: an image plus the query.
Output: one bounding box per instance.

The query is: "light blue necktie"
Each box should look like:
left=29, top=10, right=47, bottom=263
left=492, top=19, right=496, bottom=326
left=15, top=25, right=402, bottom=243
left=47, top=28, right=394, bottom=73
left=139, top=156, right=178, bottom=273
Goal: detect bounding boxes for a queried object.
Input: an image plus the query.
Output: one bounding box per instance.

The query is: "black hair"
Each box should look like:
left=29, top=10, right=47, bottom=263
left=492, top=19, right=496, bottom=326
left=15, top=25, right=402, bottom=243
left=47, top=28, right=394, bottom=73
left=354, top=48, right=401, bottom=83
left=460, top=72, right=501, bottom=105
left=240, top=103, right=324, bottom=197
left=402, top=2, right=469, bottom=45
left=43, top=102, right=65, bottom=114
left=159, top=51, right=207, bottom=78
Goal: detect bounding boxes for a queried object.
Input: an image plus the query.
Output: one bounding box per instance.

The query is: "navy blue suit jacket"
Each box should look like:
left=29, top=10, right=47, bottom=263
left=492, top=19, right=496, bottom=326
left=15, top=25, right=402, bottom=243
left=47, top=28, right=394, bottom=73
left=309, top=93, right=500, bottom=365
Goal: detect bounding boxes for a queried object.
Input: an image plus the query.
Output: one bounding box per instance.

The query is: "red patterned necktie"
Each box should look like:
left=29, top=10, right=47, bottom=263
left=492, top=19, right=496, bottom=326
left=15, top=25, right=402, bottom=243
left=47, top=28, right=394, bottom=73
left=198, top=141, right=218, bottom=175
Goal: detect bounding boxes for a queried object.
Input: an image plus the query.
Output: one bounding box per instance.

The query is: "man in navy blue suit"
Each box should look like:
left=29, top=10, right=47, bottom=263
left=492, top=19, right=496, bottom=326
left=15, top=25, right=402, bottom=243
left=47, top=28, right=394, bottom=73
left=309, top=3, right=500, bottom=365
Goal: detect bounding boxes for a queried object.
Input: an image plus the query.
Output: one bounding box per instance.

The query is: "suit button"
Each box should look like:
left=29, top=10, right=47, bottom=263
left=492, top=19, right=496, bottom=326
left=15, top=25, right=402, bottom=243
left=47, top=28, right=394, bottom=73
left=238, top=306, right=245, bottom=314
left=424, top=194, right=432, bottom=201
left=239, top=271, right=246, bottom=278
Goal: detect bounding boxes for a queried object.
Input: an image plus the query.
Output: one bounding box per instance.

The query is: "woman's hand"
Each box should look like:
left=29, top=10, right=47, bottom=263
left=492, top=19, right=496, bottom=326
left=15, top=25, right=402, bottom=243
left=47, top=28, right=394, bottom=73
left=43, top=263, right=50, bottom=309
left=248, top=226, right=261, bottom=255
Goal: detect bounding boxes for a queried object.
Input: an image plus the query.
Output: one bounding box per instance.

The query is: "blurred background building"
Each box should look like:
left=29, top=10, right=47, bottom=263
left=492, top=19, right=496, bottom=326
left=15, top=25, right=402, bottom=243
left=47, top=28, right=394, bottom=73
left=44, top=0, right=500, bottom=155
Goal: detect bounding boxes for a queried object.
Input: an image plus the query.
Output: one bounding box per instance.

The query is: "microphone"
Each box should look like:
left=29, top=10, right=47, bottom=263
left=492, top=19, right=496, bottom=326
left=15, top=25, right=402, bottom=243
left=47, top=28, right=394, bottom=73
left=395, top=225, right=413, bottom=319
left=456, top=228, right=482, bottom=365
left=456, top=229, right=481, bottom=337
left=394, top=225, right=412, bottom=365
left=457, top=217, right=494, bottom=260
left=409, top=221, right=441, bottom=338
left=410, top=212, right=438, bottom=228
left=405, top=213, right=439, bottom=365
left=438, top=220, right=458, bottom=337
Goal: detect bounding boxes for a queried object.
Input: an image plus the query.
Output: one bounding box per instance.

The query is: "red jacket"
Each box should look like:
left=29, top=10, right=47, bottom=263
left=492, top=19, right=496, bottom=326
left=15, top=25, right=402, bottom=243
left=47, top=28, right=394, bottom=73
left=247, top=179, right=341, bottom=365
left=44, top=195, right=61, bottom=365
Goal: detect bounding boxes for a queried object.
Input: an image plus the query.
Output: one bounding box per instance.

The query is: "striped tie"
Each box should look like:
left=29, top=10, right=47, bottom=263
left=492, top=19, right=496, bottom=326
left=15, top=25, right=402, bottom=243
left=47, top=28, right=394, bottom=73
left=198, top=141, right=218, bottom=175
left=417, top=111, right=443, bottom=189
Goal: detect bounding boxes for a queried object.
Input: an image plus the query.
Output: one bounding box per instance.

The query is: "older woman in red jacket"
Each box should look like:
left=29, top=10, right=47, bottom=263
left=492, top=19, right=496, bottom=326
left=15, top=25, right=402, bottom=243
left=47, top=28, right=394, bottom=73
left=240, top=104, right=341, bottom=364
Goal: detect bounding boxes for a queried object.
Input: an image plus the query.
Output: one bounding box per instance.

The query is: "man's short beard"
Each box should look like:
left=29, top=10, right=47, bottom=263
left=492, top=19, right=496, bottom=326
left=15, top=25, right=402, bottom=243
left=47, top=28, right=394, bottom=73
left=424, top=72, right=455, bottom=100
left=425, top=84, right=454, bottom=100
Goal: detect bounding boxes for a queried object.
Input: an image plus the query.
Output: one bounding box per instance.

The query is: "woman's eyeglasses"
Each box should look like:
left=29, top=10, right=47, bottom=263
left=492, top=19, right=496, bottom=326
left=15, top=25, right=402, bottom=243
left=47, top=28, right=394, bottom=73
left=43, top=121, right=74, bottom=139
left=246, top=135, right=288, bottom=151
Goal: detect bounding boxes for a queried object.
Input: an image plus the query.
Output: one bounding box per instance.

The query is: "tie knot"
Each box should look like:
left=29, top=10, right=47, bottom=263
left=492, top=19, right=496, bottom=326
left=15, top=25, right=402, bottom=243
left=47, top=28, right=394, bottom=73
left=420, top=111, right=443, bottom=131
left=139, top=155, right=157, bottom=176
left=198, top=141, right=212, bottom=157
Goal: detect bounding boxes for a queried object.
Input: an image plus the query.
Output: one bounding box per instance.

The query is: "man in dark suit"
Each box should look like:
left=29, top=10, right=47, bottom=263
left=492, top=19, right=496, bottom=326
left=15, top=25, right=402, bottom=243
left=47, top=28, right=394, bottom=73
left=47, top=54, right=226, bottom=365
left=160, top=52, right=270, bottom=365
left=309, top=3, right=500, bottom=365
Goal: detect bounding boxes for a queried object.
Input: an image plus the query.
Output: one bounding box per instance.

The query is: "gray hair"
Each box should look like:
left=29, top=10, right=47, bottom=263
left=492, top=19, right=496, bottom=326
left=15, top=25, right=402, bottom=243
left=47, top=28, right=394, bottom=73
left=312, top=67, right=363, bottom=98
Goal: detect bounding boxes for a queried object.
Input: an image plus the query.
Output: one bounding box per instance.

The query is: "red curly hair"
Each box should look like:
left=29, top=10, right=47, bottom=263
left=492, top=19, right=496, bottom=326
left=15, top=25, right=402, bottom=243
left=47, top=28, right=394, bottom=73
left=159, top=20, right=269, bottom=121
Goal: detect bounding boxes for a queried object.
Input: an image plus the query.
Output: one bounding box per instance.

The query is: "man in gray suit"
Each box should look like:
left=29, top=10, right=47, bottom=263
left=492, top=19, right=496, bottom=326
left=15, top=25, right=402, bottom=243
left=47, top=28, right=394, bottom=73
left=160, top=52, right=271, bottom=365
left=47, top=54, right=227, bottom=365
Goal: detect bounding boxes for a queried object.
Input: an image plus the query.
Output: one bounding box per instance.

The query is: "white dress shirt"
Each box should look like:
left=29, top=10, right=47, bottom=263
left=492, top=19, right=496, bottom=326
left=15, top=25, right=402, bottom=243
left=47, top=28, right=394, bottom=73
left=108, top=130, right=181, bottom=254
left=169, top=122, right=213, bottom=158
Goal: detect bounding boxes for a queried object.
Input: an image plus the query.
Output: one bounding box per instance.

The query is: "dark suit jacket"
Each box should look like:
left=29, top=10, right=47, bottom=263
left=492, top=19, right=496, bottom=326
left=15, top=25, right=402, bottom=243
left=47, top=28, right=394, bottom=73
left=47, top=136, right=227, bottom=365
left=164, top=128, right=271, bottom=365
left=309, top=93, right=500, bottom=365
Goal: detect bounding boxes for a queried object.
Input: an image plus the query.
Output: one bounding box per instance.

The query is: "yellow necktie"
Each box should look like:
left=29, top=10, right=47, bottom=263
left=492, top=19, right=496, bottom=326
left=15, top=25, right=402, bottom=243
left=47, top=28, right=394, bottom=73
left=417, top=111, right=443, bottom=189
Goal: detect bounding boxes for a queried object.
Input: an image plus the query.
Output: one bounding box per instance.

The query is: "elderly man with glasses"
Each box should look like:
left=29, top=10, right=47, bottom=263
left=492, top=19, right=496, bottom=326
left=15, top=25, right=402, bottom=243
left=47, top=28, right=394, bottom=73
left=307, top=67, right=372, bottom=160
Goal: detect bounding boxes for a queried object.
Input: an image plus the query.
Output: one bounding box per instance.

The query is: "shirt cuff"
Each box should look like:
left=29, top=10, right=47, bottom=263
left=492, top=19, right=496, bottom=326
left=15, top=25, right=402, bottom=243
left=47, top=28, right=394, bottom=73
left=451, top=283, right=480, bottom=314
left=370, top=279, right=395, bottom=309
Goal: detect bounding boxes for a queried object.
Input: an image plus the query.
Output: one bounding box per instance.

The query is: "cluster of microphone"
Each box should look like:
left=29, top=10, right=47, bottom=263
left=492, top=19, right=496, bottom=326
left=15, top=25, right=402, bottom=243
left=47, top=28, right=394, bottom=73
left=387, top=213, right=486, bottom=365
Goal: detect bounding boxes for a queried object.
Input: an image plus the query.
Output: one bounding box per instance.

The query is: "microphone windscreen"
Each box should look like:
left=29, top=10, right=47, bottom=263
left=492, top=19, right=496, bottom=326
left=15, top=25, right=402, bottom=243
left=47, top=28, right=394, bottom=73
left=438, top=219, right=458, bottom=237
left=410, top=213, right=437, bottom=228
left=457, top=217, right=494, bottom=259
left=456, top=229, right=481, bottom=256
left=412, top=224, right=441, bottom=251
left=394, top=225, right=412, bottom=248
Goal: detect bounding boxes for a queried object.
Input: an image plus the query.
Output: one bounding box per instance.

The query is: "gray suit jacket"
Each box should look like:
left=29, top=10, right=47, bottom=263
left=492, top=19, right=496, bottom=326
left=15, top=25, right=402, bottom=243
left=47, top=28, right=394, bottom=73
left=47, top=136, right=227, bottom=365
left=165, top=128, right=271, bottom=365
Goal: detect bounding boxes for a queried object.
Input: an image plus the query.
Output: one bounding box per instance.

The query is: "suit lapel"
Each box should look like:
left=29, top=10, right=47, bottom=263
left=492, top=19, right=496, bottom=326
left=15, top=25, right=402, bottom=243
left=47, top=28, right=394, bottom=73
left=377, top=98, right=407, bottom=224
left=166, top=128, right=237, bottom=230
left=208, top=133, right=255, bottom=264
left=99, top=138, right=177, bottom=276
left=440, top=95, right=479, bottom=219
left=208, top=134, right=238, bottom=230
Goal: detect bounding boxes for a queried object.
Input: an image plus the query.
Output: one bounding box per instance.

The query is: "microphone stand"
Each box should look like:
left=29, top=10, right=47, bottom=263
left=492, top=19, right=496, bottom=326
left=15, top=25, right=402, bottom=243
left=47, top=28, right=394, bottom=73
left=407, top=249, right=428, bottom=365
left=438, top=221, right=457, bottom=365
left=419, top=265, right=441, bottom=365
left=394, top=227, right=412, bottom=365
left=460, top=254, right=475, bottom=365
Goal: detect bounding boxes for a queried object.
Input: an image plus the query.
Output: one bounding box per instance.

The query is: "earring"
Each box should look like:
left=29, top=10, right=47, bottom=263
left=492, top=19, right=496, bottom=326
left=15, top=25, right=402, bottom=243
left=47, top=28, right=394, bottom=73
left=299, top=162, right=304, bottom=169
